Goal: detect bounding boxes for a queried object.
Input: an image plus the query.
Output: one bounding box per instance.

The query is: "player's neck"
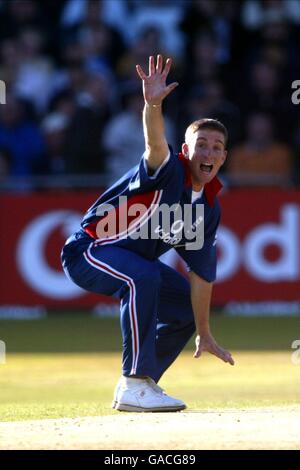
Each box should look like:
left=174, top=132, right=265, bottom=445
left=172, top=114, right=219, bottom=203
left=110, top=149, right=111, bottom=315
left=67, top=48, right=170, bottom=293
left=190, top=173, right=204, bottom=192
left=191, top=183, right=204, bottom=192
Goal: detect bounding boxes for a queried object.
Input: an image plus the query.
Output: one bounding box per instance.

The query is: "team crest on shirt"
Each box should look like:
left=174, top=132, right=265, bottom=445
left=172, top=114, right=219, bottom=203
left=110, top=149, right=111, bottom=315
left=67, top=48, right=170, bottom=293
left=154, top=212, right=204, bottom=249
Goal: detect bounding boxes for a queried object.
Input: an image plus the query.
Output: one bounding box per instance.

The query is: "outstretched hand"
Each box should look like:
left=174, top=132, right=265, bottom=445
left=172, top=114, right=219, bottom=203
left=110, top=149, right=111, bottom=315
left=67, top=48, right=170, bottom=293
left=136, top=55, right=178, bottom=106
left=194, top=333, right=235, bottom=365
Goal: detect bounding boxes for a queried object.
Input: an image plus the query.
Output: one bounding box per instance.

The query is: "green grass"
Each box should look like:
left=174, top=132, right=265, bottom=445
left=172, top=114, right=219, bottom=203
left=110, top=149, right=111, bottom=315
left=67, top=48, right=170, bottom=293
left=1, top=314, right=299, bottom=352
left=0, top=315, right=299, bottom=421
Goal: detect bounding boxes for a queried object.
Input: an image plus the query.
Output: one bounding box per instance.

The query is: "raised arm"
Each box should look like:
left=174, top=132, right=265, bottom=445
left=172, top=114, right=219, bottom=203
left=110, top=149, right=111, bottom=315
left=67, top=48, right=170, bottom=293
left=136, top=55, right=178, bottom=173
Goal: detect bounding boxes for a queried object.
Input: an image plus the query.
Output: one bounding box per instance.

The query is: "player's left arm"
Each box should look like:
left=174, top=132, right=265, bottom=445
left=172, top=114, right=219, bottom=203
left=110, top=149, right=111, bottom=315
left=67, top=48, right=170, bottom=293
left=189, top=271, right=235, bottom=365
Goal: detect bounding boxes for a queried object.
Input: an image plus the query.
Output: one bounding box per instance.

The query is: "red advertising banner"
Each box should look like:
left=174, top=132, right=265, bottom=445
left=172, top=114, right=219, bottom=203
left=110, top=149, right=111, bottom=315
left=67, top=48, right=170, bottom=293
left=215, top=188, right=300, bottom=304
left=0, top=191, right=104, bottom=308
left=0, top=188, right=299, bottom=308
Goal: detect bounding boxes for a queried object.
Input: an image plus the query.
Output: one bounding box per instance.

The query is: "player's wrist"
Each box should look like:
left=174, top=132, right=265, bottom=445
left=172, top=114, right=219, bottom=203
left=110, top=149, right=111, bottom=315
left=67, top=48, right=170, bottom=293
left=197, top=327, right=211, bottom=337
left=145, top=102, right=162, bottom=108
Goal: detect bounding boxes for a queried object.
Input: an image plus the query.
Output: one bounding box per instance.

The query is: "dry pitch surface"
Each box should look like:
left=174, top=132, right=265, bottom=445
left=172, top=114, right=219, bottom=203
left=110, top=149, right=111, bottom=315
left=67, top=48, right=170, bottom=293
left=1, top=317, right=300, bottom=450
left=0, top=406, right=299, bottom=450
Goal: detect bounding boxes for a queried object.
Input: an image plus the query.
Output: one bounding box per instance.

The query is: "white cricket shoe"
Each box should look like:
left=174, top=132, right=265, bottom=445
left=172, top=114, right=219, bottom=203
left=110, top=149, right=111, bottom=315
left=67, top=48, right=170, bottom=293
left=112, top=376, right=158, bottom=409
left=111, top=376, right=125, bottom=409
left=114, top=376, right=186, bottom=412
left=112, top=376, right=162, bottom=408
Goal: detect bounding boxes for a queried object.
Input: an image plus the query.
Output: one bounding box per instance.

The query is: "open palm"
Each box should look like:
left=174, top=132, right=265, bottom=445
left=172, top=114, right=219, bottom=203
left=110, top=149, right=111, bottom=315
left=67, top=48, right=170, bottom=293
left=136, top=55, right=178, bottom=105
left=194, top=333, right=235, bottom=365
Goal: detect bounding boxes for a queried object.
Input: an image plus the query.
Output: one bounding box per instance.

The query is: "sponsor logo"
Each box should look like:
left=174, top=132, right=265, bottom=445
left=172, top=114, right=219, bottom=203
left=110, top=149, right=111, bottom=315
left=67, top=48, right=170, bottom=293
left=217, top=204, right=300, bottom=282
left=15, top=203, right=300, bottom=300
left=17, top=210, right=84, bottom=299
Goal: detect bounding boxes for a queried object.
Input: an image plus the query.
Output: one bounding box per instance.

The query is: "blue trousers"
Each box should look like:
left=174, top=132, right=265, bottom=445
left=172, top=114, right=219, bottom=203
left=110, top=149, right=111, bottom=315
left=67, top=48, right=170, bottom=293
left=61, top=232, right=195, bottom=382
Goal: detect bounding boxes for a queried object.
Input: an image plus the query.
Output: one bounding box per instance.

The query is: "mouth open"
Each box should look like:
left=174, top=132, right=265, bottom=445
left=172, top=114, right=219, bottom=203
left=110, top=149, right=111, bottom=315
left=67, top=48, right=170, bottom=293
left=200, top=163, right=213, bottom=173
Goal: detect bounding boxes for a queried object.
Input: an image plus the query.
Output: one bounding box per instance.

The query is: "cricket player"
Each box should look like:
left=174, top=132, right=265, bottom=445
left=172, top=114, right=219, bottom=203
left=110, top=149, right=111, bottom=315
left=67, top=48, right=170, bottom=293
left=61, top=55, right=234, bottom=412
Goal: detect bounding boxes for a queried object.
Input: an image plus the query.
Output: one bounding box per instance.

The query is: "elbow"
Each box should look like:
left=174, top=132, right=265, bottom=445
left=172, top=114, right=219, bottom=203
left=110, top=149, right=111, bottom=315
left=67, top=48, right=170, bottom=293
left=145, top=140, right=169, bottom=158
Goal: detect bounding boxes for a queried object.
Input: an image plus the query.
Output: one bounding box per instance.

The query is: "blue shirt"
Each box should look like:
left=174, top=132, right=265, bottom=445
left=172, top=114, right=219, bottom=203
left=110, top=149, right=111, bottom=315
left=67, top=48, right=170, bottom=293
left=81, top=150, right=222, bottom=282
left=0, top=122, right=45, bottom=176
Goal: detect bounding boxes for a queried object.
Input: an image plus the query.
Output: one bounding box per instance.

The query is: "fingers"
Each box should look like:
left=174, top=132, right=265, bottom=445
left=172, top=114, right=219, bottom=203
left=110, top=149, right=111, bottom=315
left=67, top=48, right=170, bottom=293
left=193, top=346, right=202, bottom=358
left=153, top=55, right=171, bottom=76
left=136, top=64, right=147, bottom=80
left=162, top=57, right=172, bottom=77
left=193, top=335, right=202, bottom=359
left=164, top=82, right=179, bottom=97
left=214, top=346, right=235, bottom=366
left=149, top=55, right=155, bottom=75
left=156, top=54, right=163, bottom=73
left=194, top=338, right=235, bottom=365
left=137, top=56, right=174, bottom=79
left=194, top=346, right=234, bottom=365
left=227, top=354, right=235, bottom=366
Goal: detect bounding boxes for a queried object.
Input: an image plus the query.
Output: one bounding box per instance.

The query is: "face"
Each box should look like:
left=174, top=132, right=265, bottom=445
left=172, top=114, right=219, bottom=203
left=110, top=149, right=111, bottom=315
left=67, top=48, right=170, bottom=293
left=182, top=129, right=227, bottom=190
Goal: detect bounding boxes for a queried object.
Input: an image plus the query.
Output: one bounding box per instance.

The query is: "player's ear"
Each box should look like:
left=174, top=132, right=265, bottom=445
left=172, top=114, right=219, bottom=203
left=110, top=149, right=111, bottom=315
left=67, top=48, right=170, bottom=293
left=221, top=150, right=227, bottom=165
left=182, top=142, right=189, bottom=159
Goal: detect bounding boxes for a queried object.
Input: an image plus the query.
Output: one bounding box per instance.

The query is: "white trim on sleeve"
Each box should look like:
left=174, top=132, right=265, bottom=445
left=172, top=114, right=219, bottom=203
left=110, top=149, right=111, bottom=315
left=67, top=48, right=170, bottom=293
left=143, top=152, right=170, bottom=179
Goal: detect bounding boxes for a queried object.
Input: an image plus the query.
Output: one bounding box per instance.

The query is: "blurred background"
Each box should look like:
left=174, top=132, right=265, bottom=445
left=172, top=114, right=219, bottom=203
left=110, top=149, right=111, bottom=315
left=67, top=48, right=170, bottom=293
left=0, top=0, right=300, bottom=318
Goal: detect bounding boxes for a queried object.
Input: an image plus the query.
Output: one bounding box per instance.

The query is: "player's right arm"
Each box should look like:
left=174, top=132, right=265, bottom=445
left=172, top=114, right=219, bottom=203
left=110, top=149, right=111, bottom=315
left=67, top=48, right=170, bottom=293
left=136, top=55, right=178, bottom=174
left=189, top=271, right=234, bottom=366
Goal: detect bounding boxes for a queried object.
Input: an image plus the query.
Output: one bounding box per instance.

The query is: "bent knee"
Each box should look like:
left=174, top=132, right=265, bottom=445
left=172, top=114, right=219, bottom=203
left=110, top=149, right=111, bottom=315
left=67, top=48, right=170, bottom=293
left=135, top=262, right=162, bottom=286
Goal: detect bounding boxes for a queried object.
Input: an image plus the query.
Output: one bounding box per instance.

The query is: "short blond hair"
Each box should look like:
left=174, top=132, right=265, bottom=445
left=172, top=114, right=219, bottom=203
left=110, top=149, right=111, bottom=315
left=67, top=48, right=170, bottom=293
left=185, top=118, right=228, bottom=146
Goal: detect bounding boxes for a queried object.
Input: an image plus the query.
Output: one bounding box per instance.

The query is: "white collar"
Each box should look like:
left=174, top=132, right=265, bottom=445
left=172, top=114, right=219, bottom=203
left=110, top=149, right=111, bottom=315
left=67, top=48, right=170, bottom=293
left=191, top=188, right=204, bottom=203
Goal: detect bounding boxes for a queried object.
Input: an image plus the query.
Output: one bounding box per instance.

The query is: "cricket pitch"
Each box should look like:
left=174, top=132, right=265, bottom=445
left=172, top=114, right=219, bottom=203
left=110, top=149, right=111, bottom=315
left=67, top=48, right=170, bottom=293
left=0, top=406, right=299, bottom=450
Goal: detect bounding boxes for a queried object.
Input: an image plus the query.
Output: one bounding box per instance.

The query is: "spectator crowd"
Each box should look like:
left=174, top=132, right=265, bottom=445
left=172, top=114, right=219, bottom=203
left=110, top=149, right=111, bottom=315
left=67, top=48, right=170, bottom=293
left=0, top=0, right=300, bottom=188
